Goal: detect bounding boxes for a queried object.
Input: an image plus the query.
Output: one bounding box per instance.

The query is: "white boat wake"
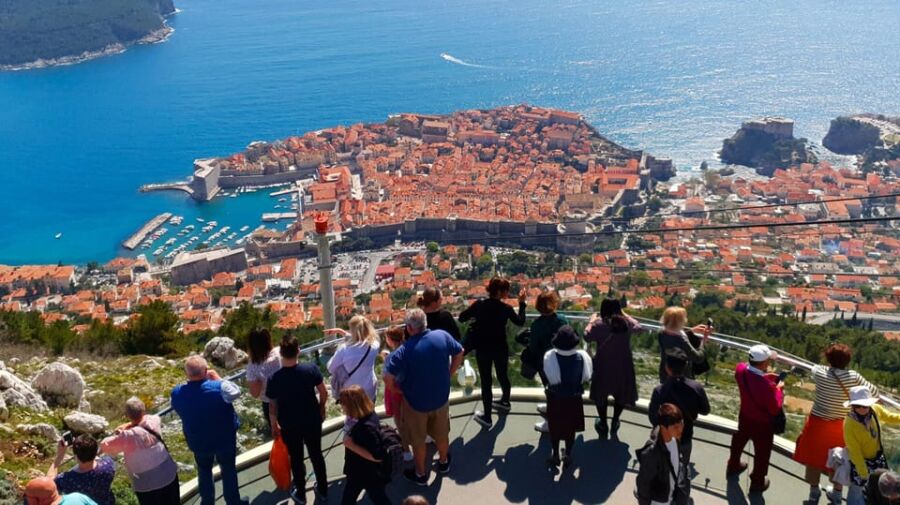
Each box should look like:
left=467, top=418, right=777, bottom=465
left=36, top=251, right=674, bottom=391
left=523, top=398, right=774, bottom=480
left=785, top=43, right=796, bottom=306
left=440, top=53, right=491, bottom=68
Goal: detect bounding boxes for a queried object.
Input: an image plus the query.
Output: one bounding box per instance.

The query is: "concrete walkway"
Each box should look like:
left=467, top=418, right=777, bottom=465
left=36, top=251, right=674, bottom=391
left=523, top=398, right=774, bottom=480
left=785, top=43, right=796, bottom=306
left=184, top=392, right=810, bottom=505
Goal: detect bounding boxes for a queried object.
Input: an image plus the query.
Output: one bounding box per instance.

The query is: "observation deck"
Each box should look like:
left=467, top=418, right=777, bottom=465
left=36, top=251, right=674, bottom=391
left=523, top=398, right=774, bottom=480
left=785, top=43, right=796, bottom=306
left=172, top=315, right=899, bottom=505
left=180, top=393, right=809, bottom=505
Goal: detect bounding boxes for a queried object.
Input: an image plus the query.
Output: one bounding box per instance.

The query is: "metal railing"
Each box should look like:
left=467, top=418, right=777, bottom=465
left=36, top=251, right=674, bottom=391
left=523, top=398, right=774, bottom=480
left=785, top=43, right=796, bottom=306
left=156, top=310, right=899, bottom=418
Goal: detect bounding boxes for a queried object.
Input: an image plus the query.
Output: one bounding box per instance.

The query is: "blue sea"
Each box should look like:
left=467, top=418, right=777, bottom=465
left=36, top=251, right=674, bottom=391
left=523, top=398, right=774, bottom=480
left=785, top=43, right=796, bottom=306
left=1, top=0, right=898, bottom=265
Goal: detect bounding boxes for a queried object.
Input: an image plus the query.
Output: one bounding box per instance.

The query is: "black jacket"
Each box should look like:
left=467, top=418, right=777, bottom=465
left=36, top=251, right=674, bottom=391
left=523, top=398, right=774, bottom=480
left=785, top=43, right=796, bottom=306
left=458, top=298, right=526, bottom=354
left=635, top=427, right=691, bottom=505
left=648, top=376, right=710, bottom=443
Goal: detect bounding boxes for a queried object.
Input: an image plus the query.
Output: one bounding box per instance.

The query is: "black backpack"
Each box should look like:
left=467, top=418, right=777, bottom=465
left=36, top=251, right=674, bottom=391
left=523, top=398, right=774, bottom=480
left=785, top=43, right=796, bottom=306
left=377, top=423, right=404, bottom=481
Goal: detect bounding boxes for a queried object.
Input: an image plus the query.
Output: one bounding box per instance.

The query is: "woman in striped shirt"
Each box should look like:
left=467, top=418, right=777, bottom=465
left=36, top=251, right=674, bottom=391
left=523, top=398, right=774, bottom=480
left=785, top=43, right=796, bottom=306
left=794, top=343, right=878, bottom=505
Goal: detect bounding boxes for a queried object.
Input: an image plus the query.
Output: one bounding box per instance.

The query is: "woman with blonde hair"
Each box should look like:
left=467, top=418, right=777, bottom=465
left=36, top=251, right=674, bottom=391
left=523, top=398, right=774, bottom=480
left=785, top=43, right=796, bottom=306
left=339, top=385, right=390, bottom=505
left=657, top=306, right=710, bottom=383
left=327, top=315, right=381, bottom=401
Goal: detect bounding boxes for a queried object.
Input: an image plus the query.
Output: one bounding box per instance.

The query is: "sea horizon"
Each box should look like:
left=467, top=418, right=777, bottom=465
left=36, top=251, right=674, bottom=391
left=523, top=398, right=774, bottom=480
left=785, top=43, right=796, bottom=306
left=1, top=0, right=898, bottom=265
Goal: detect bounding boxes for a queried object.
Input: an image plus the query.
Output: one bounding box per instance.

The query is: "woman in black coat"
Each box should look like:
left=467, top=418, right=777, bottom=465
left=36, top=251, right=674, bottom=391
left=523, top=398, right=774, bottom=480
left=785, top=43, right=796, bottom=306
left=459, top=277, right=526, bottom=428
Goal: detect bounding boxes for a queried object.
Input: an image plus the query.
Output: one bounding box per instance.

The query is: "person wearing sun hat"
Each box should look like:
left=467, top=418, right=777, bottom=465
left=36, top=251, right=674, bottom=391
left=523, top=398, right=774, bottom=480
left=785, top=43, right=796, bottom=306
left=542, top=325, right=592, bottom=471
left=725, top=344, right=784, bottom=494
left=843, top=386, right=900, bottom=505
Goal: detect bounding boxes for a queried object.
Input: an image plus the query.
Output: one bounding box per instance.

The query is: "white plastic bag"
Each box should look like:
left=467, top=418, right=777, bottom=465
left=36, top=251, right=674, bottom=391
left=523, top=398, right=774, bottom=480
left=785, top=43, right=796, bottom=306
left=457, top=358, right=477, bottom=387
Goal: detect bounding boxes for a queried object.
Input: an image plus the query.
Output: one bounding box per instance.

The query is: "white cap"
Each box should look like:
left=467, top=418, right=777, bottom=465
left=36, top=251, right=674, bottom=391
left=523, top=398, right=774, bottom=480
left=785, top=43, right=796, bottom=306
left=844, top=385, right=879, bottom=408
left=748, top=344, right=776, bottom=362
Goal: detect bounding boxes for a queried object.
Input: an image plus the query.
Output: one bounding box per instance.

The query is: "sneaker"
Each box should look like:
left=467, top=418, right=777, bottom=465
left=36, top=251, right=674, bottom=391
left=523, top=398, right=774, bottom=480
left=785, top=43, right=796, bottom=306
left=473, top=412, right=493, bottom=428
left=313, top=485, right=328, bottom=502
left=826, top=490, right=842, bottom=505
left=806, top=487, right=822, bottom=505
left=402, top=451, right=414, bottom=462
left=289, top=486, right=307, bottom=505
left=492, top=400, right=511, bottom=412
left=594, top=418, right=609, bottom=440
left=749, top=478, right=771, bottom=494
left=610, top=418, right=621, bottom=437
left=437, top=453, right=452, bottom=474
left=726, top=462, right=748, bottom=478
left=537, top=403, right=547, bottom=415
left=425, top=435, right=435, bottom=445
left=534, top=420, right=549, bottom=433
left=403, top=468, right=429, bottom=486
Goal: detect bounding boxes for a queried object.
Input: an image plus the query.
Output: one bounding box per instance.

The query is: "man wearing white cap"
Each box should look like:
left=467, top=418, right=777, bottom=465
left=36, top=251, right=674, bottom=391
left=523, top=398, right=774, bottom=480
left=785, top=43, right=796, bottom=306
left=843, top=386, right=900, bottom=505
left=726, top=344, right=784, bottom=494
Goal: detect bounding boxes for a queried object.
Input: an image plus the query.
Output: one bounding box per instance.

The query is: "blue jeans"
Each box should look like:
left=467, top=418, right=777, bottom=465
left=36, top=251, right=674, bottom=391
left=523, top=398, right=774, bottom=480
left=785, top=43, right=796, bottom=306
left=195, top=447, right=242, bottom=505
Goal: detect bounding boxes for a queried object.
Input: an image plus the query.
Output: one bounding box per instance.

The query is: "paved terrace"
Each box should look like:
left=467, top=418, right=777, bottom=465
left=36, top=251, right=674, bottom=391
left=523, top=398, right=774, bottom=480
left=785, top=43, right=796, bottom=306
left=180, top=389, right=809, bottom=505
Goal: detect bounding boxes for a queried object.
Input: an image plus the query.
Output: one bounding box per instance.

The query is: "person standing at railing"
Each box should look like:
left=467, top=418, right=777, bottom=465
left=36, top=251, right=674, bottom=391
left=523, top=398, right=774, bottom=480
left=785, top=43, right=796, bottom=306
left=246, top=328, right=282, bottom=435
left=100, top=397, right=180, bottom=505
left=418, top=287, right=461, bottom=341
left=385, top=309, right=464, bottom=486
left=381, top=325, right=413, bottom=463
left=542, top=325, right=592, bottom=471
left=794, top=343, right=879, bottom=505
left=842, top=386, right=900, bottom=505
left=338, top=385, right=391, bottom=505
left=648, top=349, right=710, bottom=464
left=657, top=307, right=709, bottom=384
left=267, top=336, right=330, bottom=503
left=528, top=290, right=568, bottom=433
left=585, top=298, right=642, bottom=440
left=171, top=356, right=247, bottom=505
left=458, top=277, right=527, bottom=429
left=326, top=315, right=381, bottom=402
left=46, top=434, right=115, bottom=505
left=726, top=345, right=785, bottom=494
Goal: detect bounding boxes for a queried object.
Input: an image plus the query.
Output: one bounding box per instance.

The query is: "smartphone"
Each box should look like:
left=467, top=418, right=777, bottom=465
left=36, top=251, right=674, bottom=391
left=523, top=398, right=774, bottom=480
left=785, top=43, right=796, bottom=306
left=62, top=431, right=74, bottom=446
left=706, top=318, right=714, bottom=330
left=777, top=371, right=789, bottom=383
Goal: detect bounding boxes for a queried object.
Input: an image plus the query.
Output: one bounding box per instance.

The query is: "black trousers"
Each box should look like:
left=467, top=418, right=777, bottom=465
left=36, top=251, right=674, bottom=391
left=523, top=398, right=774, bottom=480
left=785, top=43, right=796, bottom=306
left=282, top=425, right=328, bottom=494
left=340, top=475, right=390, bottom=505
left=135, top=477, right=180, bottom=505
left=476, top=349, right=511, bottom=419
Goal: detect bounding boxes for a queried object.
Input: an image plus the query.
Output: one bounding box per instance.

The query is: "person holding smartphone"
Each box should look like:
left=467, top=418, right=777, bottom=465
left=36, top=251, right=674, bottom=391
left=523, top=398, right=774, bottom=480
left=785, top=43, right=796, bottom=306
left=656, top=307, right=710, bottom=383
left=726, top=345, right=785, bottom=494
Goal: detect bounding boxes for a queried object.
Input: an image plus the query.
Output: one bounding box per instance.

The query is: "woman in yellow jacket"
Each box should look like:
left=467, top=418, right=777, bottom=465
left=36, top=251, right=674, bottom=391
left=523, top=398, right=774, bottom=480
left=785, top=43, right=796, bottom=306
left=843, top=386, right=900, bottom=505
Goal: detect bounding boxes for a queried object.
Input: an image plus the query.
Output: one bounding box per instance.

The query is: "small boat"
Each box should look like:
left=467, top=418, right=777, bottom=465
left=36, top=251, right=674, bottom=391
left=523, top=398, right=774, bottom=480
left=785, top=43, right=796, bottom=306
left=197, top=217, right=205, bottom=223
left=239, top=225, right=250, bottom=232
left=54, top=232, right=62, bottom=239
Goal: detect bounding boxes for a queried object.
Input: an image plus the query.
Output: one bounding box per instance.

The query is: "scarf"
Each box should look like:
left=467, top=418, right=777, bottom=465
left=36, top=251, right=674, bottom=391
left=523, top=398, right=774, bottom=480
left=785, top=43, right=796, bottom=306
left=849, top=409, right=877, bottom=438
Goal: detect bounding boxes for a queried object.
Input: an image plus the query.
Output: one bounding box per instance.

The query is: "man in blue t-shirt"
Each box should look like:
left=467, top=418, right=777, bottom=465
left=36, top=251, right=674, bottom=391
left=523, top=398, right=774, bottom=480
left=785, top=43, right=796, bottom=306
left=171, top=355, right=248, bottom=505
left=385, top=308, right=464, bottom=486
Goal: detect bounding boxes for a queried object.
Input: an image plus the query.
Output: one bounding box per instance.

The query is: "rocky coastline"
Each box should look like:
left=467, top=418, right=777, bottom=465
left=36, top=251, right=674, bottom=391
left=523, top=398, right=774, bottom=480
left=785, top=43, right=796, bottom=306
left=720, top=117, right=816, bottom=176
left=0, top=26, right=174, bottom=72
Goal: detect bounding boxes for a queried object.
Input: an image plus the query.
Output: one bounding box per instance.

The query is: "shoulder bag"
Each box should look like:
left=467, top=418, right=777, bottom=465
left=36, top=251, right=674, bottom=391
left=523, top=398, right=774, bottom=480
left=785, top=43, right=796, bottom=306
left=331, top=345, right=371, bottom=402
left=741, top=371, right=786, bottom=434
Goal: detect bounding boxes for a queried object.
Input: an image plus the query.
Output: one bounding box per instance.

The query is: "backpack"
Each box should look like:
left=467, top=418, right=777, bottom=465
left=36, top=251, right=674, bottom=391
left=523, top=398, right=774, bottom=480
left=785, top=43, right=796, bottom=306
left=377, top=423, right=405, bottom=482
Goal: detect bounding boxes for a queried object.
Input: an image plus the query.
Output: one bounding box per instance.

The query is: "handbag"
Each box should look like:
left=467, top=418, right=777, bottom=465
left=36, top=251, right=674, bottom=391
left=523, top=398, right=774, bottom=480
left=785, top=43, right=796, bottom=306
left=330, top=345, right=371, bottom=401
left=685, top=329, right=711, bottom=376
left=519, top=347, right=538, bottom=380
left=741, top=372, right=786, bottom=434
left=269, top=435, right=292, bottom=491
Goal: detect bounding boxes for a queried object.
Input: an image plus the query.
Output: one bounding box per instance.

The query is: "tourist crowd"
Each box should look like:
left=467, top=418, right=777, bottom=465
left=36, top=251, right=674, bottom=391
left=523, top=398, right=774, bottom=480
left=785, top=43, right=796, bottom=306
left=25, top=278, right=900, bottom=505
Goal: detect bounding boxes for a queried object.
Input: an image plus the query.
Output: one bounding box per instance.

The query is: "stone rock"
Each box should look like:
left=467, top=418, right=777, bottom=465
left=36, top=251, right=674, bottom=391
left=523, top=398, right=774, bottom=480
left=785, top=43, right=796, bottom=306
left=18, top=423, right=60, bottom=441
left=78, top=398, right=91, bottom=413
left=32, top=362, right=86, bottom=408
left=63, top=411, right=108, bottom=435
left=0, top=360, right=5, bottom=371
left=0, top=370, right=49, bottom=412
left=203, top=337, right=249, bottom=369
left=0, top=394, right=7, bottom=422
left=8, top=358, right=19, bottom=367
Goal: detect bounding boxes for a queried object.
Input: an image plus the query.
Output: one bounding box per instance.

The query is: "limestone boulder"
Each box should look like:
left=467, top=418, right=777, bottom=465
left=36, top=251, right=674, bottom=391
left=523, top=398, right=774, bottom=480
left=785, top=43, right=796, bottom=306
left=203, top=337, right=248, bottom=369
left=18, top=423, right=60, bottom=441
left=63, top=411, right=108, bottom=435
left=0, top=394, right=7, bottom=422
left=0, top=370, right=49, bottom=412
left=32, top=362, right=86, bottom=408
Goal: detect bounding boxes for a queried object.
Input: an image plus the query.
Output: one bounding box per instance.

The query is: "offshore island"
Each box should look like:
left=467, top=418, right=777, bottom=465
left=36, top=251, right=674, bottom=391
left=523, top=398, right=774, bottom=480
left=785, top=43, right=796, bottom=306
left=0, top=0, right=176, bottom=71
